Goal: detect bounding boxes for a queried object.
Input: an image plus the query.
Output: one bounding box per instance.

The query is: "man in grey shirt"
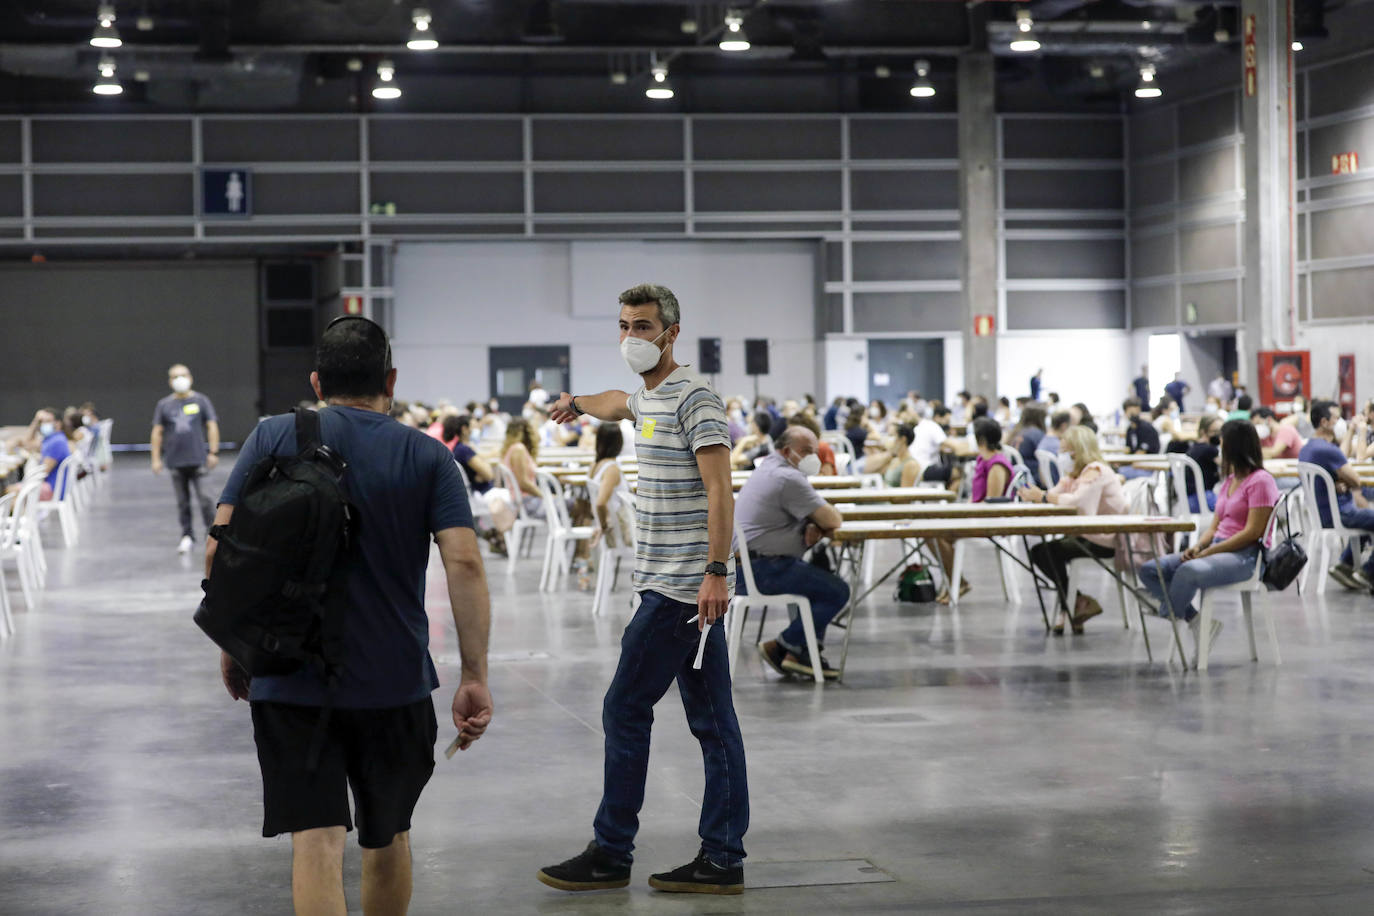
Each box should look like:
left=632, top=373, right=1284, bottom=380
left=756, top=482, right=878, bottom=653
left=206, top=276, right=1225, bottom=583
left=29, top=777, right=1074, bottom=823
left=151, top=363, right=220, bottom=554
left=735, top=426, right=848, bottom=680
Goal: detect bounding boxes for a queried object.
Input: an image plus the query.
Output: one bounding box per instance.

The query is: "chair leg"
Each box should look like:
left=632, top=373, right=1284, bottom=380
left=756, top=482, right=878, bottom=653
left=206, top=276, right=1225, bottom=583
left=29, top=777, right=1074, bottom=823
left=1240, top=592, right=1258, bottom=662
left=794, top=600, right=824, bottom=685
left=1264, top=594, right=1282, bottom=666
left=1196, top=591, right=1213, bottom=671
left=1115, top=577, right=1131, bottom=630
left=1315, top=538, right=1329, bottom=595
left=539, top=536, right=556, bottom=591
left=949, top=542, right=965, bottom=607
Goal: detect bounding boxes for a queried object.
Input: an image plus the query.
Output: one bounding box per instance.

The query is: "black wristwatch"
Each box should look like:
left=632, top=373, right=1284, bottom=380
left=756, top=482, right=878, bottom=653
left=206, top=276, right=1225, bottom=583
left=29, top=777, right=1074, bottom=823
left=704, top=561, right=729, bottom=578
left=570, top=396, right=585, bottom=416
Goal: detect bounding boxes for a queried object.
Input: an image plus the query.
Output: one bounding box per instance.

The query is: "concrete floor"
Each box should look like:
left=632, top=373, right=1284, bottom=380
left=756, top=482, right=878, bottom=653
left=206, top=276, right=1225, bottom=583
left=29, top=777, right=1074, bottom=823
left=4, top=456, right=1374, bottom=915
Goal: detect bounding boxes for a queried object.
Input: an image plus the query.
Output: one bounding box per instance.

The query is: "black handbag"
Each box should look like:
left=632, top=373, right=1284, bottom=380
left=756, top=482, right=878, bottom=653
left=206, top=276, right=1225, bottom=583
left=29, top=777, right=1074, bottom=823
left=1262, top=489, right=1307, bottom=592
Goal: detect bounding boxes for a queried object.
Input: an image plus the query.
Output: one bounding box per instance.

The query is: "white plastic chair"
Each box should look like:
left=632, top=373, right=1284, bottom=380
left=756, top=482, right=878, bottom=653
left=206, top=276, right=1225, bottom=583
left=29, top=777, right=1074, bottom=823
left=1167, top=453, right=1213, bottom=551
left=586, top=471, right=636, bottom=617
left=1296, top=462, right=1369, bottom=595
left=947, top=465, right=1028, bottom=607
left=536, top=471, right=594, bottom=592
left=0, top=494, right=16, bottom=637
left=0, top=484, right=44, bottom=613
left=726, top=523, right=824, bottom=685
left=1183, top=501, right=1285, bottom=671
left=1034, top=449, right=1060, bottom=489
left=493, top=463, right=547, bottom=577
left=35, top=455, right=80, bottom=547
left=1001, top=444, right=1025, bottom=468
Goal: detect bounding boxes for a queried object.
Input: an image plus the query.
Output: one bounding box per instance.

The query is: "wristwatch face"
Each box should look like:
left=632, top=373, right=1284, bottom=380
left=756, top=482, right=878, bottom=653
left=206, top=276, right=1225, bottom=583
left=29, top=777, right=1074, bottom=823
left=705, top=561, right=728, bottom=576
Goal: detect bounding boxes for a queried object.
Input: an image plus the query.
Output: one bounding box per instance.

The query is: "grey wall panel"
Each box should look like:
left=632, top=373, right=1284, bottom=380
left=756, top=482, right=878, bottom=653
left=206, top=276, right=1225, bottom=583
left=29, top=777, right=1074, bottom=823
left=203, top=119, right=358, bottom=162
left=1130, top=159, right=1174, bottom=209
left=851, top=240, right=960, bottom=281
left=825, top=241, right=843, bottom=279
left=1310, top=175, right=1374, bottom=201
left=693, top=170, right=840, bottom=211
left=33, top=173, right=191, bottom=216
left=850, top=169, right=959, bottom=210
left=1296, top=130, right=1307, bottom=181
left=253, top=172, right=359, bottom=215
left=1005, top=290, right=1125, bottom=329
left=1130, top=106, right=1176, bottom=160
left=1004, top=239, right=1124, bottom=279
left=693, top=220, right=841, bottom=233
left=202, top=223, right=358, bottom=237
left=1308, top=117, right=1374, bottom=176
left=1131, top=233, right=1174, bottom=278
left=369, top=171, right=523, bottom=214
left=1178, top=145, right=1237, bottom=201
left=1310, top=206, right=1374, bottom=260
left=852, top=292, right=962, bottom=332
left=368, top=119, right=522, bottom=161
left=32, top=119, right=191, bottom=163
left=1002, top=118, right=1122, bottom=159
left=1307, top=54, right=1374, bottom=119
left=38, top=225, right=194, bottom=238
left=824, top=294, right=844, bottom=333
left=1312, top=265, right=1374, bottom=319
left=0, top=120, right=18, bottom=162
left=0, top=175, right=20, bottom=217
left=535, top=170, right=683, bottom=213
left=1132, top=283, right=1176, bottom=327
left=692, top=118, right=840, bottom=160
left=534, top=222, right=687, bottom=234
left=1177, top=93, right=1237, bottom=147
left=1003, top=168, right=1123, bottom=209
left=0, top=261, right=259, bottom=445
left=534, top=119, right=682, bottom=161
left=1178, top=223, right=1239, bottom=273
left=1180, top=280, right=1238, bottom=325
left=849, top=118, right=958, bottom=159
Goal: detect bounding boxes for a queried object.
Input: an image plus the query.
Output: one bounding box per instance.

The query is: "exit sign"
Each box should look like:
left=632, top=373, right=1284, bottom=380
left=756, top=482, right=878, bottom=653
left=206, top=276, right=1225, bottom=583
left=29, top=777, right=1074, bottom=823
left=1243, top=15, right=1257, bottom=97
left=973, top=314, right=995, bottom=337
left=1332, top=152, right=1360, bottom=175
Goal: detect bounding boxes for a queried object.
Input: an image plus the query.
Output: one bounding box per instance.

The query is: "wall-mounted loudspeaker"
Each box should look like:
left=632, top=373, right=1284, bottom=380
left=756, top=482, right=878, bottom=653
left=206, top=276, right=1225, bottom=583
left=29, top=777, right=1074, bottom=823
left=698, top=337, right=722, bottom=374
left=745, top=339, right=769, bottom=376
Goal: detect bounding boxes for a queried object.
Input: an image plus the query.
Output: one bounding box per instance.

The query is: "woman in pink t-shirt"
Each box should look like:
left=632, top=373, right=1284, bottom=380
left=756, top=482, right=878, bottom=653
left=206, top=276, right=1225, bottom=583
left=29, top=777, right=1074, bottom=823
left=1138, top=419, right=1278, bottom=662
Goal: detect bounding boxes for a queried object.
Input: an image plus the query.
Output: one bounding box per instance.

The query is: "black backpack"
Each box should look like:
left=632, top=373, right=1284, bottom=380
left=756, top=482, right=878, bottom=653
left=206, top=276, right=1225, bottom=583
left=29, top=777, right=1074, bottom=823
left=194, top=408, right=356, bottom=682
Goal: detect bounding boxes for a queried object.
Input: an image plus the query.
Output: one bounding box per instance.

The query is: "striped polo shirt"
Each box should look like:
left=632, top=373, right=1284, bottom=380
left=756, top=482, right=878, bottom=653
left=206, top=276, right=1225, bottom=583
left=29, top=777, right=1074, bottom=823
left=627, top=366, right=736, bottom=603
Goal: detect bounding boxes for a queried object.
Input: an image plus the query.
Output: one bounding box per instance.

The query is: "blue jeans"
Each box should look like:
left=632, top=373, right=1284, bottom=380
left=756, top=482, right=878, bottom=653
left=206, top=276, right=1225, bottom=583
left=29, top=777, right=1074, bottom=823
left=1120, top=466, right=1154, bottom=481
left=738, top=555, right=850, bottom=656
left=1337, top=506, right=1374, bottom=575
left=1138, top=544, right=1261, bottom=621
left=593, top=590, right=749, bottom=868
left=1186, top=490, right=1217, bottom=514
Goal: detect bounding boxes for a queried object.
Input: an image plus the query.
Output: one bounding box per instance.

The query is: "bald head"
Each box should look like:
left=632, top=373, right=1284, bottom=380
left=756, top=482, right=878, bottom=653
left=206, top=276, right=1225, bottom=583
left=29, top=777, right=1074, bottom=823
left=778, top=425, right=817, bottom=457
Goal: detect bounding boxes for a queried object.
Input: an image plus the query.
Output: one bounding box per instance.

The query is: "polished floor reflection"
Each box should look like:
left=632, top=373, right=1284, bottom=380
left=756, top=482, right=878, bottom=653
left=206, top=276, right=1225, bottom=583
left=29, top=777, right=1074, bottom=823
left=3, top=457, right=1374, bottom=915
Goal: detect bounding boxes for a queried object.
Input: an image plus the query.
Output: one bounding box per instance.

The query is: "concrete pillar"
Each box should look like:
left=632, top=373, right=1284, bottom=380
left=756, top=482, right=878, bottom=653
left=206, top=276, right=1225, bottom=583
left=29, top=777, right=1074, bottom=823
left=959, top=51, right=999, bottom=399
left=1239, top=0, right=1297, bottom=387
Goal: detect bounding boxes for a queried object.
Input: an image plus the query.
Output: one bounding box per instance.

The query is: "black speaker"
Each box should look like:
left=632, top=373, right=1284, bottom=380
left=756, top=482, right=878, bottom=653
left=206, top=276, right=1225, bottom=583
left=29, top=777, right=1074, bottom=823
left=698, top=337, right=722, bottom=374
left=745, top=339, right=769, bottom=376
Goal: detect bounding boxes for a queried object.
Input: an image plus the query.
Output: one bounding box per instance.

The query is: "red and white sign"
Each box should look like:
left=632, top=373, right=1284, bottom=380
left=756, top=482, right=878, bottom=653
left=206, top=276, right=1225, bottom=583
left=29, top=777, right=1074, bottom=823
left=1332, top=152, right=1360, bottom=175
left=973, top=314, right=995, bottom=337
left=344, top=295, right=363, bottom=315
left=1243, top=15, right=1257, bottom=97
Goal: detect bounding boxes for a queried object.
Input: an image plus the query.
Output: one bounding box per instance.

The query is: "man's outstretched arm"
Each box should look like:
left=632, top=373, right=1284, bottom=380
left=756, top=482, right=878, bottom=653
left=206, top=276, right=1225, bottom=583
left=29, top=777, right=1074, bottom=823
left=549, top=391, right=633, bottom=424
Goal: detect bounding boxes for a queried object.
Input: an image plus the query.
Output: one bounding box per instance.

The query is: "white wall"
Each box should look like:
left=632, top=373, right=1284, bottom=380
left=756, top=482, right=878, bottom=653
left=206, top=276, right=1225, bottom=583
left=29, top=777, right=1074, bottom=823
left=942, top=336, right=964, bottom=403
left=823, top=338, right=868, bottom=403
left=1296, top=322, right=1374, bottom=408
left=389, top=239, right=821, bottom=405
left=997, top=331, right=1133, bottom=416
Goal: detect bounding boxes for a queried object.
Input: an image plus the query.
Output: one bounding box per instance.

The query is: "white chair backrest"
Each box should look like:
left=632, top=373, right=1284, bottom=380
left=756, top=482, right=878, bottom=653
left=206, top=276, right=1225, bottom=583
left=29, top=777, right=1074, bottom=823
left=1297, top=462, right=1341, bottom=531
left=1167, top=453, right=1210, bottom=519
left=0, top=493, right=15, bottom=549
left=9, top=480, right=43, bottom=536
left=495, top=463, right=531, bottom=520
left=833, top=451, right=853, bottom=475
left=824, top=432, right=855, bottom=460
left=50, top=455, right=78, bottom=503
left=453, top=459, right=474, bottom=497
left=1001, top=444, right=1024, bottom=468
left=1034, top=449, right=1058, bottom=487
left=536, top=470, right=574, bottom=530
left=733, top=522, right=760, bottom=596
left=1005, top=465, right=1030, bottom=497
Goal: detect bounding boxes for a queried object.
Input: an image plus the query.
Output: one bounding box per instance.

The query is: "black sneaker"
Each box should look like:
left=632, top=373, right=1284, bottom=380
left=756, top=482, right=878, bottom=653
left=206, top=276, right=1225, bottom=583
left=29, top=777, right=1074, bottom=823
left=537, top=841, right=631, bottom=892
left=1329, top=563, right=1360, bottom=590
left=757, top=640, right=788, bottom=676
left=648, top=850, right=743, bottom=895
left=780, top=645, right=840, bottom=681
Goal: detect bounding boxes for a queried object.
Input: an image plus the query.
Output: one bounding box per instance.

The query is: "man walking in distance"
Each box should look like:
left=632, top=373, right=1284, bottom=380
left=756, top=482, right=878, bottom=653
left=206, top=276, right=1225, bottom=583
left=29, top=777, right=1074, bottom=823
left=538, top=283, right=747, bottom=896
left=208, top=317, right=494, bottom=916
left=151, top=364, right=221, bottom=554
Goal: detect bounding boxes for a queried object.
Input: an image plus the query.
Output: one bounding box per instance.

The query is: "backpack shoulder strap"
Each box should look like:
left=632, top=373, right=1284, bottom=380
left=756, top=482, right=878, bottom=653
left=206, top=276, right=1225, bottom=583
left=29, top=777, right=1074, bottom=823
left=295, top=407, right=322, bottom=458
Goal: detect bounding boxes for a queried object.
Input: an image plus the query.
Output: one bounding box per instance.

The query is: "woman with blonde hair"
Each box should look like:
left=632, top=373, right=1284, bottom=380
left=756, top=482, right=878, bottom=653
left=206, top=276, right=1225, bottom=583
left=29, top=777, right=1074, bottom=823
left=499, top=417, right=546, bottom=519
left=1017, top=425, right=1127, bottom=634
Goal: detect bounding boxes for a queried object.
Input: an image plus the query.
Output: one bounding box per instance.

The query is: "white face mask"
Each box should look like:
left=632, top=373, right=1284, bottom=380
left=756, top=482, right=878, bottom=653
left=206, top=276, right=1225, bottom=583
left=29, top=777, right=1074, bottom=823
left=729, top=408, right=743, bottom=422
left=1254, top=423, right=1271, bottom=440
left=620, top=327, right=669, bottom=375
left=171, top=375, right=191, bottom=394
left=791, top=451, right=822, bottom=477
left=869, top=407, right=881, bottom=418
left=521, top=406, right=535, bottom=421
left=81, top=415, right=92, bottom=426
left=39, top=422, right=55, bottom=437
left=1334, top=419, right=1348, bottom=441
left=473, top=407, right=484, bottom=419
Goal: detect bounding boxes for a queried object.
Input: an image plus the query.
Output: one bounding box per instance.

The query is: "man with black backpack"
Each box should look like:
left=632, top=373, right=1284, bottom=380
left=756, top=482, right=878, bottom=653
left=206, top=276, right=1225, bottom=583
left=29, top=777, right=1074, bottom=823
left=205, top=316, right=493, bottom=916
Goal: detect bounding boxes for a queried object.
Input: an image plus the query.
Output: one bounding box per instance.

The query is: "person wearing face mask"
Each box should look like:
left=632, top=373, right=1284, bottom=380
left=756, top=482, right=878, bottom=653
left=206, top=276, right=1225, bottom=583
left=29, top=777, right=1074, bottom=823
left=1251, top=407, right=1301, bottom=461
left=787, top=413, right=837, bottom=475
left=1183, top=414, right=1223, bottom=512
left=1284, top=394, right=1315, bottom=439
left=540, top=283, right=747, bottom=896
left=734, top=426, right=848, bottom=680
left=1351, top=400, right=1374, bottom=462
left=6, top=408, right=70, bottom=501
left=151, top=364, right=220, bottom=554
left=725, top=398, right=748, bottom=443
left=1299, top=399, right=1374, bottom=592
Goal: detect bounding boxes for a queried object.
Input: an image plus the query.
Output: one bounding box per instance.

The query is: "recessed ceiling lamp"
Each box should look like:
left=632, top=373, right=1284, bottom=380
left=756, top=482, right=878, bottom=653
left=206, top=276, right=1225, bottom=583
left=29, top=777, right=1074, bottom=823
left=373, top=59, right=402, bottom=99
left=93, top=55, right=122, bottom=95
left=90, top=3, right=122, bottom=49
left=1291, top=40, right=1304, bottom=51
left=646, top=57, right=674, bottom=99
left=1135, top=65, right=1162, bottom=99
left=719, top=11, right=750, bottom=52
left=909, top=60, right=935, bottom=98
left=407, top=8, right=438, bottom=50
left=1010, top=8, right=1040, bottom=52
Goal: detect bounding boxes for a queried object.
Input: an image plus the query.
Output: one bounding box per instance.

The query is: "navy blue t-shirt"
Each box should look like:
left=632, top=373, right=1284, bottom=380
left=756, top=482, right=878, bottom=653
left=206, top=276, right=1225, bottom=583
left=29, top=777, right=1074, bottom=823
left=219, top=406, right=472, bottom=709
left=1298, top=437, right=1350, bottom=527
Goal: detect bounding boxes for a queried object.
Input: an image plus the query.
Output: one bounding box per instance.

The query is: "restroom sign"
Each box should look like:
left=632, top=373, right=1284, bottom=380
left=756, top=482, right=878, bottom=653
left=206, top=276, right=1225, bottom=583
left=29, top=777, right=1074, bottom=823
left=1243, top=15, right=1257, bottom=97
left=1332, top=152, right=1360, bottom=175
left=201, top=168, right=252, bottom=217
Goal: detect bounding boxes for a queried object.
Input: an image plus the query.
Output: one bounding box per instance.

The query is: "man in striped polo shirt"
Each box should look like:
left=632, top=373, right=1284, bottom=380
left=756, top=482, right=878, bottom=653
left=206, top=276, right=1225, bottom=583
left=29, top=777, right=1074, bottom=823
left=538, top=283, right=748, bottom=896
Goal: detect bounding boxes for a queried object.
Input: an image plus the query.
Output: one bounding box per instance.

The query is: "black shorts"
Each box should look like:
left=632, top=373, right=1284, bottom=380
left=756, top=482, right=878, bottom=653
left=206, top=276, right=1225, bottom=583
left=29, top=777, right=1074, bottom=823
left=251, top=698, right=438, bottom=848
left=921, top=462, right=953, bottom=483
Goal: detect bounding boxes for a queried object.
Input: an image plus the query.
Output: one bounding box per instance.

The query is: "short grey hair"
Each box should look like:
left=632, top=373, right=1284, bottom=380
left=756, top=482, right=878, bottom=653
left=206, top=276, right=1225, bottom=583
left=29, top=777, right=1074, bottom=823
left=619, top=283, right=680, bottom=328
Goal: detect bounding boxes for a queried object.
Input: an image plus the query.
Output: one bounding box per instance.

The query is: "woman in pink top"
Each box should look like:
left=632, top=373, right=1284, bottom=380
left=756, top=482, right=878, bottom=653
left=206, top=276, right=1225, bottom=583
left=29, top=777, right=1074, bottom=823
left=1018, top=426, right=1128, bottom=634
left=931, top=418, right=1013, bottom=604
left=1138, top=420, right=1277, bottom=662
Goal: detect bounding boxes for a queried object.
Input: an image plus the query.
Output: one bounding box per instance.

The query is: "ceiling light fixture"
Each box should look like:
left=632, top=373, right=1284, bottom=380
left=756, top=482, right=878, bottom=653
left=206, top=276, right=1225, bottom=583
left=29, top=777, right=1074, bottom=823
left=874, top=64, right=890, bottom=78
left=719, top=11, right=750, bottom=52
left=407, top=8, right=438, bottom=50
left=909, top=59, right=935, bottom=98
left=1135, top=65, right=1161, bottom=99
left=1291, top=40, right=1304, bottom=51
left=372, top=59, right=401, bottom=100
left=1010, top=9, right=1040, bottom=52
left=646, top=57, right=674, bottom=99
left=92, top=55, right=122, bottom=95
left=90, top=3, right=122, bottom=49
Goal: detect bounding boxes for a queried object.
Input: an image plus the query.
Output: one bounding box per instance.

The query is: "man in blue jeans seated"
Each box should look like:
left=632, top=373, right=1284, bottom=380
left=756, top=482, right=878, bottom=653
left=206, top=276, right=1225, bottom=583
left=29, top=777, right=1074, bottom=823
left=735, top=426, right=849, bottom=681
left=1299, top=399, right=1374, bottom=593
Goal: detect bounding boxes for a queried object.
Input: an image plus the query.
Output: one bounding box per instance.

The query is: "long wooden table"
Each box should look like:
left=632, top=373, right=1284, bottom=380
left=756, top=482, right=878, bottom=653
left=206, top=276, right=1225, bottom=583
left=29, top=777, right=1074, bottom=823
left=838, top=502, right=1075, bottom=522
left=821, top=487, right=953, bottom=504
left=1129, top=456, right=1374, bottom=483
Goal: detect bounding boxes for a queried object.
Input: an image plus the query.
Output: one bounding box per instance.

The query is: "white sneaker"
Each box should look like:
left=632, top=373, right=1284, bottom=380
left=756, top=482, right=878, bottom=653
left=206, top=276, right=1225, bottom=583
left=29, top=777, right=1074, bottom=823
left=177, top=535, right=194, bottom=554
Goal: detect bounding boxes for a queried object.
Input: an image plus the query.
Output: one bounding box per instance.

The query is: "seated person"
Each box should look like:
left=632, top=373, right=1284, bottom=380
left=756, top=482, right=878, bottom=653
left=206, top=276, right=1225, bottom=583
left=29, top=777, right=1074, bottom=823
left=1252, top=407, right=1302, bottom=460
left=589, top=423, right=634, bottom=549
left=1283, top=394, right=1316, bottom=439
left=913, top=405, right=963, bottom=493
left=842, top=405, right=868, bottom=459
left=1041, top=411, right=1071, bottom=485
left=1018, top=425, right=1127, bottom=635
left=1227, top=394, right=1253, bottom=421
left=1012, top=405, right=1047, bottom=484
left=1068, top=402, right=1097, bottom=434
left=1351, top=400, right=1374, bottom=462
left=736, top=427, right=848, bottom=681
left=787, top=413, right=836, bottom=475
left=497, top=418, right=546, bottom=519
left=931, top=417, right=1012, bottom=604
left=5, top=408, right=69, bottom=501
left=1300, top=399, right=1374, bottom=592
left=730, top=411, right=775, bottom=470
left=871, top=423, right=921, bottom=486
left=1138, top=420, right=1278, bottom=662
left=446, top=414, right=494, bottom=494
left=446, top=413, right=509, bottom=553
left=1123, top=397, right=1161, bottom=454
left=1183, top=414, right=1222, bottom=513
left=1151, top=397, right=1182, bottom=443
